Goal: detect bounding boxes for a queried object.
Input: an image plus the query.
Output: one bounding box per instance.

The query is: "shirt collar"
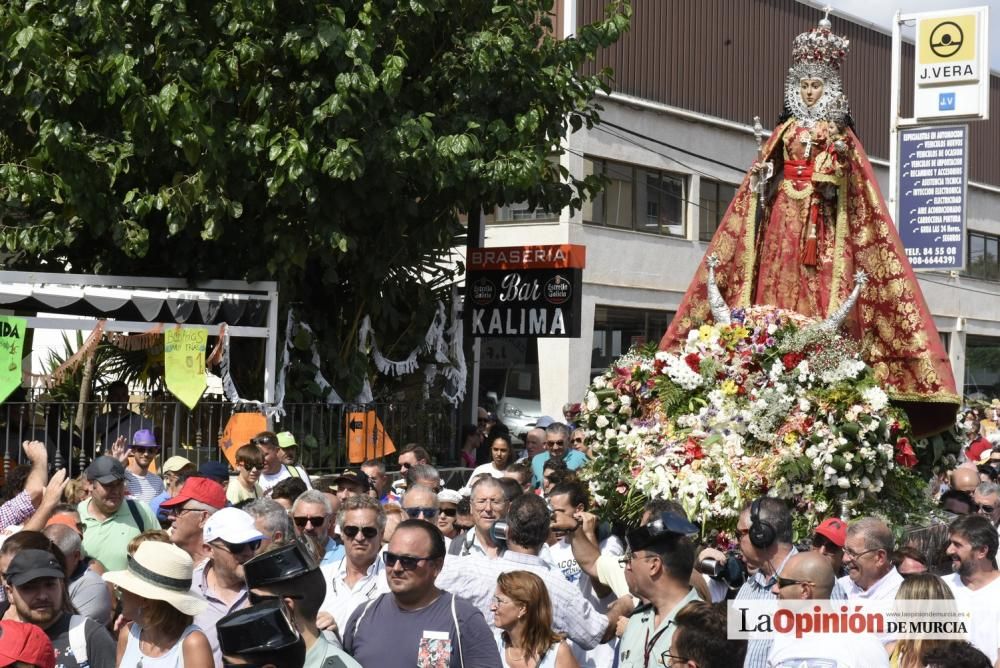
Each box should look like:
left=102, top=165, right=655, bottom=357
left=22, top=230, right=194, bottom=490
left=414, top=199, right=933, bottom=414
left=751, top=546, right=799, bottom=589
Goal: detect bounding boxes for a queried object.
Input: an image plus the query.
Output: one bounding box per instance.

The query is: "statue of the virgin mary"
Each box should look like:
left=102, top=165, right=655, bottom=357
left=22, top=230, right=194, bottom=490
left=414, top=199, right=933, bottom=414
left=659, top=15, right=959, bottom=437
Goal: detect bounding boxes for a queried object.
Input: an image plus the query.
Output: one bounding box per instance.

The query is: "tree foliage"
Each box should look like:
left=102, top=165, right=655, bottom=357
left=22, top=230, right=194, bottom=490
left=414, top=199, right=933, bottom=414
left=0, top=0, right=629, bottom=399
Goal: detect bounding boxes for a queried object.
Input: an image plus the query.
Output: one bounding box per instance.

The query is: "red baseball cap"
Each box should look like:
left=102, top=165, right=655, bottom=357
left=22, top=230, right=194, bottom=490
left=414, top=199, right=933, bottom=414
left=0, top=619, right=55, bottom=668
left=160, top=477, right=227, bottom=511
left=814, top=517, right=847, bottom=548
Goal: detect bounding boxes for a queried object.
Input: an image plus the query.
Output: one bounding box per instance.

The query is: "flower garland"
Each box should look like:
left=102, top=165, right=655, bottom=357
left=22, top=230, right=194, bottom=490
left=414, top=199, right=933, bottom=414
left=578, top=305, right=932, bottom=541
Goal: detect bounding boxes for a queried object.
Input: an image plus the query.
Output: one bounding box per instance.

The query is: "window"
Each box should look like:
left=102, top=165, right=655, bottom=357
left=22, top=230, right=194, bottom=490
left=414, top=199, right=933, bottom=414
left=494, top=202, right=558, bottom=222
left=967, top=231, right=1000, bottom=282
left=591, top=306, right=674, bottom=375
left=583, top=157, right=686, bottom=237
left=699, top=179, right=737, bottom=241
left=965, top=335, right=1000, bottom=398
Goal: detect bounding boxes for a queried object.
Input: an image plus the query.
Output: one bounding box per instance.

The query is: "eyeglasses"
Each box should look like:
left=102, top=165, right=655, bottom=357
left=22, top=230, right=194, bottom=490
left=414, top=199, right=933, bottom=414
left=619, top=552, right=661, bottom=566
left=383, top=551, right=436, bottom=570
left=843, top=547, right=880, bottom=560
left=292, top=516, right=327, bottom=528
left=572, top=437, right=584, bottom=444
left=660, top=650, right=689, bottom=666
left=404, top=507, right=438, bottom=519
left=342, top=525, right=379, bottom=540
left=735, top=527, right=751, bottom=539
left=212, top=539, right=262, bottom=555
left=169, top=506, right=206, bottom=518
left=546, top=440, right=565, bottom=447
left=774, top=575, right=814, bottom=588
left=439, top=508, right=457, bottom=518
left=811, top=535, right=843, bottom=553
left=976, top=503, right=996, bottom=514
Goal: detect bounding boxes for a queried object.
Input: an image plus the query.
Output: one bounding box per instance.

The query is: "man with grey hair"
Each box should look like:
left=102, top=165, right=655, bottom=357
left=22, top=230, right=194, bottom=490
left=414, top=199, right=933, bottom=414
left=448, top=475, right=509, bottom=557
left=404, top=463, right=441, bottom=492
left=531, top=422, right=587, bottom=489
left=317, top=495, right=389, bottom=635
left=360, top=458, right=397, bottom=504
left=43, top=523, right=112, bottom=625
left=838, top=516, right=903, bottom=601
left=244, top=497, right=295, bottom=551
left=292, top=489, right=343, bottom=565
left=973, top=481, right=1000, bottom=526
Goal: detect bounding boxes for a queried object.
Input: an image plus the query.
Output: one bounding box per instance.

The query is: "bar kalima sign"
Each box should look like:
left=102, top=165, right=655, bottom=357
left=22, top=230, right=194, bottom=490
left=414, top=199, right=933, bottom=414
left=465, top=244, right=585, bottom=338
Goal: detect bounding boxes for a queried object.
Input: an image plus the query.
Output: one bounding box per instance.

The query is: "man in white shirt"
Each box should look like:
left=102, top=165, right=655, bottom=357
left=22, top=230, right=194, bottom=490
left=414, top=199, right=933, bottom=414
left=767, top=551, right=889, bottom=667
left=317, top=495, right=389, bottom=636
left=943, top=513, right=1000, bottom=665
left=838, top=517, right=903, bottom=602
left=446, top=476, right=509, bottom=558
left=254, top=431, right=312, bottom=494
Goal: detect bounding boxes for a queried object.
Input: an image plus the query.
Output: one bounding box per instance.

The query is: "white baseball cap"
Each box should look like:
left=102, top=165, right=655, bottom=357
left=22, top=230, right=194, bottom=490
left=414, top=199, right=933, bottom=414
left=203, top=507, right=264, bottom=545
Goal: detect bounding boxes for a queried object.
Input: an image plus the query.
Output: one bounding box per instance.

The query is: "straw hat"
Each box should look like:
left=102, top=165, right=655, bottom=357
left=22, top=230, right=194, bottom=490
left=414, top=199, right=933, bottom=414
left=103, top=542, right=207, bottom=616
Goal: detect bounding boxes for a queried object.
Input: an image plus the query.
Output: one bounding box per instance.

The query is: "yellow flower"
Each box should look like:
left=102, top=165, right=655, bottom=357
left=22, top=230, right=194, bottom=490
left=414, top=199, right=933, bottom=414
left=721, top=379, right=738, bottom=396
left=731, top=325, right=749, bottom=340
left=783, top=431, right=798, bottom=445
left=698, top=324, right=714, bottom=342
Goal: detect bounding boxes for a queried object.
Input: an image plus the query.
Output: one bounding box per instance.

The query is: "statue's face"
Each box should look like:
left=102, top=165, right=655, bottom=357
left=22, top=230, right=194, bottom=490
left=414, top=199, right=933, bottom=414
left=799, top=78, right=825, bottom=107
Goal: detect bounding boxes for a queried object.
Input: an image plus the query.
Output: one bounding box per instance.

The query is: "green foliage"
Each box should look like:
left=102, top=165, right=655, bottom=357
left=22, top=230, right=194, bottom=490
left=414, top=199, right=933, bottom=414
left=0, top=0, right=630, bottom=398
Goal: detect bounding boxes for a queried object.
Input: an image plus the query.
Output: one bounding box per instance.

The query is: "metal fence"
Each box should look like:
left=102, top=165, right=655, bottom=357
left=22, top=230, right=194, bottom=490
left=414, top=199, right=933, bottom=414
left=0, top=398, right=458, bottom=481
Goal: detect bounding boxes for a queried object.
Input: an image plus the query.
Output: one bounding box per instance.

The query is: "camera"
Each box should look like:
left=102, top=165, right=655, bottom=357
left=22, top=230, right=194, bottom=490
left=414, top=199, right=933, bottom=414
left=490, top=519, right=509, bottom=544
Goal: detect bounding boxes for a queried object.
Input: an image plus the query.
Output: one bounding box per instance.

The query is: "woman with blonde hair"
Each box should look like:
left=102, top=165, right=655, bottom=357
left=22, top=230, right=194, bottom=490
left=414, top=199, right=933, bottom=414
left=104, top=541, right=213, bottom=667
left=490, top=570, right=578, bottom=668
left=888, top=572, right=963, bottom=668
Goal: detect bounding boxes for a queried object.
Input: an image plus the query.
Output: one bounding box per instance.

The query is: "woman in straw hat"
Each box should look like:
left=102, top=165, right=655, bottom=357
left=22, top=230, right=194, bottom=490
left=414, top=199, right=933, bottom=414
left=103, top=541, right=213, bottom=667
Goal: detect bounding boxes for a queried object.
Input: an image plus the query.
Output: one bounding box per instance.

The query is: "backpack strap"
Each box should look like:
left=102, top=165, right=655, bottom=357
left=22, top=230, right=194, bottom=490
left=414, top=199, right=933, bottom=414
left=286, top=465, right=300, bottom=479
left=68, top=615, right=89, bottom=667
left=450, top=593, right=464, bottom=668
left=125, top=500, right=145, bottom=532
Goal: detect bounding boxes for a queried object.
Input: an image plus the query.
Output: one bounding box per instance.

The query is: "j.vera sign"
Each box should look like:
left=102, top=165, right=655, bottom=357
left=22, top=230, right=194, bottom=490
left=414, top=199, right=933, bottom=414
left=465, top=244, right=585, bottom=338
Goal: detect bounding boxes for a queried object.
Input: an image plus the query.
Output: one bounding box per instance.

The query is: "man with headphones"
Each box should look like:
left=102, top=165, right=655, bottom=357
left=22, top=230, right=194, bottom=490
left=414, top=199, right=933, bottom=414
left=734, top=497, right=797, bottom=668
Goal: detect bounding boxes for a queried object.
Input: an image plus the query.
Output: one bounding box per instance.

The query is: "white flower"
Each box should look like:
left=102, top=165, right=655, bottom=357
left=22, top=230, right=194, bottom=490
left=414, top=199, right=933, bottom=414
left=862, top=386, right=889, bottom=411
left=837, top=477, right=851, bottom=489
left=586, top=392, right=599, bottom=411
left=798, top=398, right=811, bottom=412
left=620, top=396, right=632, bottom=408
left=595, top=415, right=610, bottom=428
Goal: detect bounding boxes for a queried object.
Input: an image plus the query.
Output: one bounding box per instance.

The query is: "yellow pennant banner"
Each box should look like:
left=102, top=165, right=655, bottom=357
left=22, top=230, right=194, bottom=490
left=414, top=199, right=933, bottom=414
left=0, top=316, right=26, bottom=403
left=164, top=327, right=207, bottom=409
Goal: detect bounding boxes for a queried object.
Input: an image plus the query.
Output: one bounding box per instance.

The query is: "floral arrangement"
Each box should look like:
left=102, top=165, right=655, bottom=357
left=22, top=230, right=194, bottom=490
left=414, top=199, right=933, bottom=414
left=578, top=305, right=935, bottom=541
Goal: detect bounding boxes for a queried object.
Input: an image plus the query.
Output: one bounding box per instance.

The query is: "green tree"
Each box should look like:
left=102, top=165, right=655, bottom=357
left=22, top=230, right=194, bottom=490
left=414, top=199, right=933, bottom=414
left=0, top=0, right=629, bottom=399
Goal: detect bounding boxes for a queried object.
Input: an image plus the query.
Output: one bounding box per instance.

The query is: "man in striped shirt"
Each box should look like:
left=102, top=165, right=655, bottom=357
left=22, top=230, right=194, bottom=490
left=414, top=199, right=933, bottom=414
left=122, top=428, right=163, bottom=503
left=734, top=497, right=797, bottom=668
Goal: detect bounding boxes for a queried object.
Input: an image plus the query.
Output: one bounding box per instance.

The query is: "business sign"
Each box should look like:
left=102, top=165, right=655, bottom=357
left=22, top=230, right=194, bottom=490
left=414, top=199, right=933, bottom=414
left=164, top=327, right=208, bottom=409
left=911, top=7, right=989, bottom=121
left=0, top=316, right=25, bottom=404
left=897, top=125, right=967, bottom=271
left=465, top=244, right=585, bottom=338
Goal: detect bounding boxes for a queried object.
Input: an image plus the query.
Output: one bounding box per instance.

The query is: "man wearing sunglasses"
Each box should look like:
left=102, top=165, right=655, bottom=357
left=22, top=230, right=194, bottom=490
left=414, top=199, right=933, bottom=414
left=343, top=520, right=502, bottom=667
left=767, top=552, right=889, bottom=667
left=161, top=476, right=227, bottom=565
left=291, top=490, right=343, bottom=566
left=317, top=495, right=389, bottom=636
left=530, top=422, right=587, bottom=490
left=244, top=541, right=362, bottom=668
left=809, top=517, right=847, bottom=577
left=121, top=428, right=163, bottom=503
left=401, top=484, right=440, bottom=526
left=194, top=507, right=264, bottom=665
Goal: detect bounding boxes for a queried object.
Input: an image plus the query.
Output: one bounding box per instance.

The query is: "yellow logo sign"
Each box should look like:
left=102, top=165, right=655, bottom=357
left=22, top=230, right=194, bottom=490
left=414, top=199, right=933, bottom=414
left=918, top=15, right=976, bottom=64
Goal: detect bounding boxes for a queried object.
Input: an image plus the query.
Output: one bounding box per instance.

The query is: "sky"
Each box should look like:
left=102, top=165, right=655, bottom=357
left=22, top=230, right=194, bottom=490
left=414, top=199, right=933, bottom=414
left=807, top=0, right=1000, bottom=73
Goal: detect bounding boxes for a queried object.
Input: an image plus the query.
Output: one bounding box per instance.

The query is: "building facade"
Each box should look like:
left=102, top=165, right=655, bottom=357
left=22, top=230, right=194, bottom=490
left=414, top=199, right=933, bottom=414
left=478, top=0, right=1000, bottom=428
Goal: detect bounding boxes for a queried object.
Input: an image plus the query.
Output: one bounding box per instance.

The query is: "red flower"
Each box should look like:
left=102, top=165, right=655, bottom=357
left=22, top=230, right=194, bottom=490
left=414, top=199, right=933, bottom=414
left=685, top=353, right=701, bottom=373
left=895, top=437, right=918, bottom=468
left=684, top=438, right=704, bottom=464
left=782, top=352, right=804, bottom=371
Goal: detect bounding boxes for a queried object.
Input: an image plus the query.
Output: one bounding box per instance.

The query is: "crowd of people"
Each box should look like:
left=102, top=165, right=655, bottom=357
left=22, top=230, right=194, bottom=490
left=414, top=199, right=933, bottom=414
left=0, top=399, right=998, bottom=668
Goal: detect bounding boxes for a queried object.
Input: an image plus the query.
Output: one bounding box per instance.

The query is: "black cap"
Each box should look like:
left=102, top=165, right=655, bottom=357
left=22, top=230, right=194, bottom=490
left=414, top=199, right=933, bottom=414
left=243, top=539, right=319, bottom=589
left=626, top=511, right=699, bottom=552
left=198, top=461, right=230, bottom=483
left=331, top=469, right=370, bottom=492
left=85, top=456, right=126, bottom=484
left=6, top=549, right=65, bottom=587
left=218, top=599, right=302, bottom=656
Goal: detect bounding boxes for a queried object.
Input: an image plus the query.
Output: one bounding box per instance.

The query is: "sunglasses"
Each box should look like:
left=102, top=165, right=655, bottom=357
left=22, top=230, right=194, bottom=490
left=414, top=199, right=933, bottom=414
left=454, top=524, right=473, bottom=533
left=342, top=525, right=379, bottom=540
left=811, top=535, right=843, bottom=553
left=439, top=508, right=457, bottom=518
left=571, top=438, right=584, bottom=444
left=213, top=539, right=262, bottom=555
left=131, top=446, right=158, bottom=453
left=293, top=516, right=327, bottom=528
left=774, top=575, right=814, bottom=588
left=976, top=503, right=996, bottom=514
left=546, top=440, right=565, bottom=447
left=404, top=507, right=438, bottom=519
left=383, top=551, right=435, bottom=570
